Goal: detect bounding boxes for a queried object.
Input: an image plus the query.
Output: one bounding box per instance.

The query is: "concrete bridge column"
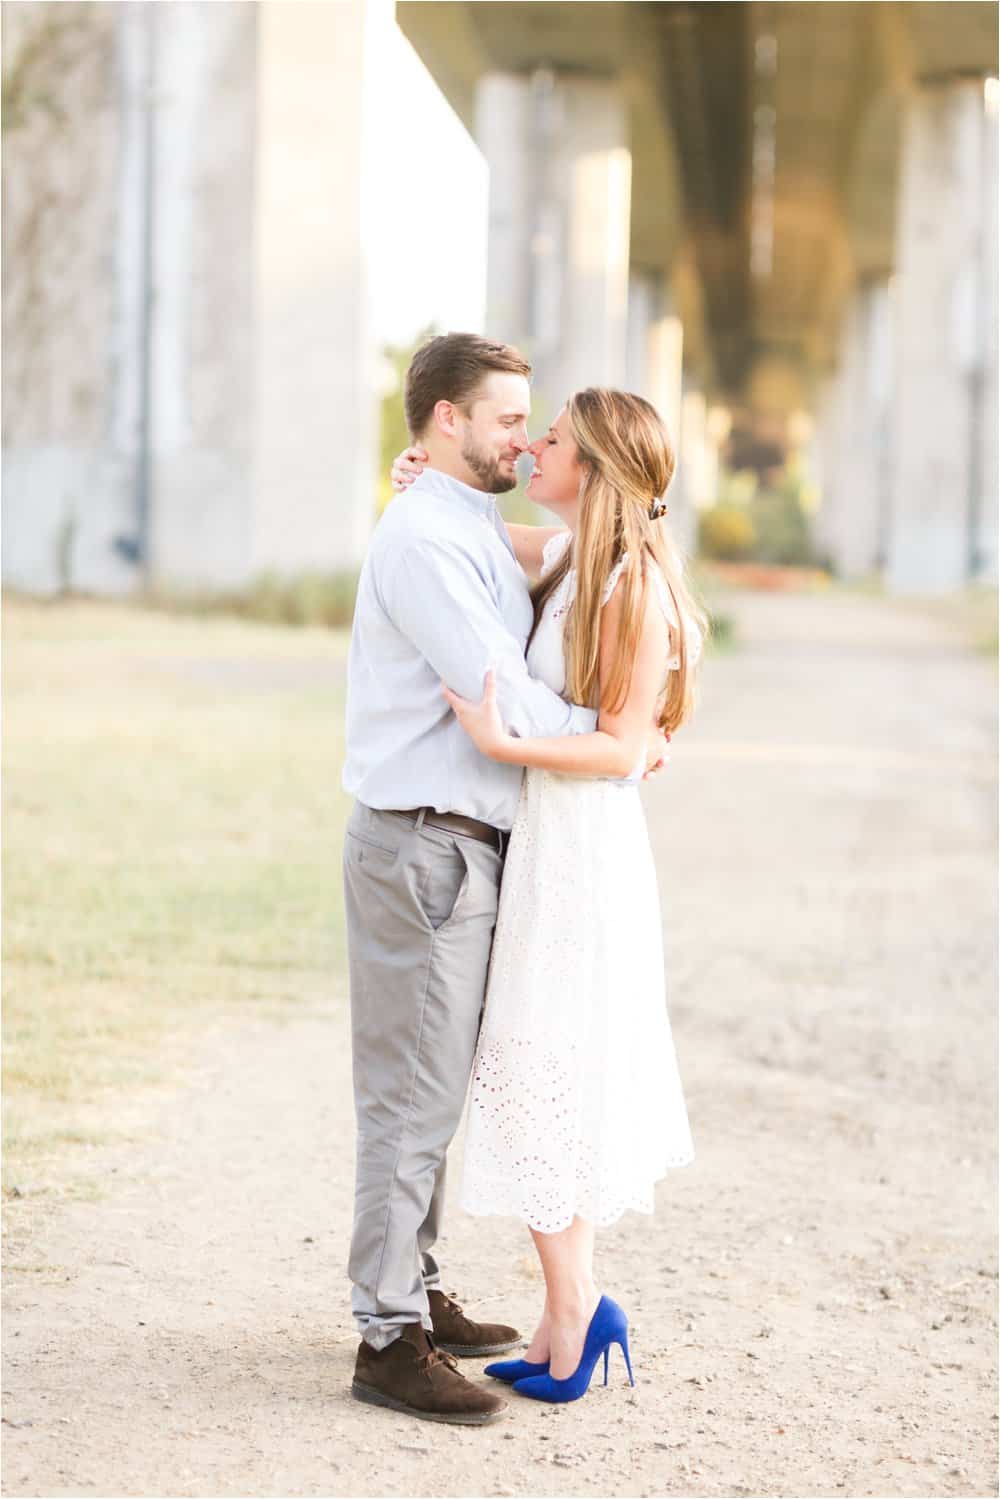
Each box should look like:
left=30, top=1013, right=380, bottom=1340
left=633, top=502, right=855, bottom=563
left=824, top=278, right=893, bottom=580
left=147, top=1, right=257, bottom=590
left=887, top=76, right=998, bottom=593
left=626, top=270, right=685, bottom=453
left=252, top=0, right=377, bottom=578
left=674, top=384, right=711, bottom=559
left=810, top=372, right=843, bottom=568
left=0, top=1, right=260, bottom=596
left=476, top=69, right=631, bottom=429
left=974, top=84, right=998, bottom=582
left=2, top=0, right=377, bottom=596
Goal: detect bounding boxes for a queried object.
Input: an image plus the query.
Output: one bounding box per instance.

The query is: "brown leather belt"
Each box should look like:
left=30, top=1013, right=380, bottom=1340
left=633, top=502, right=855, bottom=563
left=385, top=807, right=507, bottom=854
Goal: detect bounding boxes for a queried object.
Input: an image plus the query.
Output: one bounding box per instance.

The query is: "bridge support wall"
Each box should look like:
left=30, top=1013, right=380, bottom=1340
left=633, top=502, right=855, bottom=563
left=887, top=76, right=998, bottom=592
left=476, top=70, right=631, bottom=433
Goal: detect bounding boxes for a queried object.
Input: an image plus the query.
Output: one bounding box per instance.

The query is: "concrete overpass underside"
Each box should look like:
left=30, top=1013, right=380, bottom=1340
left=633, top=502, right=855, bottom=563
left=399, top=0, right=999, bottom=589
left=2, top=1, right=995, bottom=598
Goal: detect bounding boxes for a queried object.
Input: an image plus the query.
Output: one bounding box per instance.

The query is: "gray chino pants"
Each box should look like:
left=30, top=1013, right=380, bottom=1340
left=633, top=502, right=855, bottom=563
left=343, top=802, right=504, bottom=1350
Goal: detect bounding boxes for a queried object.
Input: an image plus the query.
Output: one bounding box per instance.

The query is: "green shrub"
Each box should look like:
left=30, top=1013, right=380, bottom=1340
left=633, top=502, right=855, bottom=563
left=747, top=481, right=816, bottom=566
left=147, top=569, right=360, bottom=630
left=705, top=610, right=736, bottom=650
left=698, top=505, right=756, bottom=561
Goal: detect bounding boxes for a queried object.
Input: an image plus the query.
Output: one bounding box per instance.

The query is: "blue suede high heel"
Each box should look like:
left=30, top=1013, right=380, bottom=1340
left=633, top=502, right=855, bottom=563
left=512, top=1295, right=634, bottom=1404
left=483, top=1356, right=549, bottom=1383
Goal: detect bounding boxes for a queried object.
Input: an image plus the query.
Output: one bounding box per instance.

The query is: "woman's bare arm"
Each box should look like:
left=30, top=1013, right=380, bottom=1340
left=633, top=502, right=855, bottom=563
left=504, top=524, right=566, bottom=579
left=442, top=571, right=670, bottom=777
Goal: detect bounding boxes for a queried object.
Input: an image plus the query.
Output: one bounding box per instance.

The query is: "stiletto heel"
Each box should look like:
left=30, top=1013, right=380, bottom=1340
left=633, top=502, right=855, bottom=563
left=512, top=1296, right=635, bottom=1404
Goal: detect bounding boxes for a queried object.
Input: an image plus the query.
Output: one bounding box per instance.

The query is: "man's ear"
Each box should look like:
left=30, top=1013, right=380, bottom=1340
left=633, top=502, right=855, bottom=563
left=433, top=399, right=460, bottom=439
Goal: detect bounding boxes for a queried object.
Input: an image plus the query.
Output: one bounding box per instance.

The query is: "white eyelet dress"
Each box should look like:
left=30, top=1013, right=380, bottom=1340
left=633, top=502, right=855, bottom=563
left=458, top=530, right=697, bottom=1235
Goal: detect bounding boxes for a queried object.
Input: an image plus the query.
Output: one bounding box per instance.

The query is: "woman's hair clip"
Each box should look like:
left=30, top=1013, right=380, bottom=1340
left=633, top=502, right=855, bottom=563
left=649, top=495, right=668, bottom=520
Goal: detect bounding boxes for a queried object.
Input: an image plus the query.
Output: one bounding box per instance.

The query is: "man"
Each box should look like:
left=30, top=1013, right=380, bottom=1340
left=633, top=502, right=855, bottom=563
left=342, top=333, right=667, bottom=1425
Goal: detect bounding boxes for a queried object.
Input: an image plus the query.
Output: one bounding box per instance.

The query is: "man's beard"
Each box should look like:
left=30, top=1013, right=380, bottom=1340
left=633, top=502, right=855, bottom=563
left=461, top=433, right=519, bottom=494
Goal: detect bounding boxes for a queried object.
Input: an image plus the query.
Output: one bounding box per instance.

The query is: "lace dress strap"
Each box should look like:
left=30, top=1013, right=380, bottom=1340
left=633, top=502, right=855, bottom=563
left=540, top=529, right=573, bottom=578
left=602, top=553, right=703, bottom=670
left=600, top=555, right=628, bottom=606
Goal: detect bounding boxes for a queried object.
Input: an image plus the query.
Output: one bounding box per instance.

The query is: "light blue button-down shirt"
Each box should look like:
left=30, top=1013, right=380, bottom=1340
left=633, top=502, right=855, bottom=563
left=342, top=467, right=598, bottom=831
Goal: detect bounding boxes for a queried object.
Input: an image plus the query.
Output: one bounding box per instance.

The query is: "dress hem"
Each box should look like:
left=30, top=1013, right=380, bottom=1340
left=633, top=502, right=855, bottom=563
left=458, top=1154, right=695, bottom=1235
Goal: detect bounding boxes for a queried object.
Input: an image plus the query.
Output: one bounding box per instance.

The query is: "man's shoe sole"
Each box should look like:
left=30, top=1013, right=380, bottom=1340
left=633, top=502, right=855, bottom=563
left=351, top=1380, right=507, bottom=1425
left=435, top=1339, right=523, bottom=1359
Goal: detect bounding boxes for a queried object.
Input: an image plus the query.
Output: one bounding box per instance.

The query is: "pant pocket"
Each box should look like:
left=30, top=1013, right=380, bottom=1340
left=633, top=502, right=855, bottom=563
left=415, top=841, right=470, bottom=932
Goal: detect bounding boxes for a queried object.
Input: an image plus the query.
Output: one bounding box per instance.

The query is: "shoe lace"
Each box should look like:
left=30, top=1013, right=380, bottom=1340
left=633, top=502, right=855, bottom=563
left=440, top=1290, right=479, bottom=1334
left=418, top=1338, right=459, bottom=1375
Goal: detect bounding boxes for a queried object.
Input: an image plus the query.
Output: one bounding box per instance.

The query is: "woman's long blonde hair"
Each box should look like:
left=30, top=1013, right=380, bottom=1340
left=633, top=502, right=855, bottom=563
left=530, top=388, right=706, bottom=735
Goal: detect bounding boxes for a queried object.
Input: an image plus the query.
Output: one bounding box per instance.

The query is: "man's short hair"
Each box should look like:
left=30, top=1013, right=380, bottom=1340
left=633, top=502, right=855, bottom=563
left=404, top=333, right=532, bottom=439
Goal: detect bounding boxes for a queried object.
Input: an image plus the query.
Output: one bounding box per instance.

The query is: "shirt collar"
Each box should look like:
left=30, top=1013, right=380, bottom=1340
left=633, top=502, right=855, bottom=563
left=408, top=465, right=497, bottom=517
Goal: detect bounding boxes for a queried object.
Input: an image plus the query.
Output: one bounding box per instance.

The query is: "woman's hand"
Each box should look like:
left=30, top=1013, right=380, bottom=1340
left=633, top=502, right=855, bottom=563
left=441, top=668, right=513, bottom=761
left=391, top=444, right=429, bottom=492
left=642, top=726, right=671, bottom=779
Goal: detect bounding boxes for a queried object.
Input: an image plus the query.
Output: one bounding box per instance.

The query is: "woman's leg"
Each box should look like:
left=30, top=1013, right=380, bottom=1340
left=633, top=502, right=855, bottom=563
left=522, top=1216, right=600, bottom=1377
left=520, top=1290, right=551, bottom=1363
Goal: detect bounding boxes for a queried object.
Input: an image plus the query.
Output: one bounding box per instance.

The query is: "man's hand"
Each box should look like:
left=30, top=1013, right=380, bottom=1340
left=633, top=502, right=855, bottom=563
left=643, top=725, right=671, bottom=780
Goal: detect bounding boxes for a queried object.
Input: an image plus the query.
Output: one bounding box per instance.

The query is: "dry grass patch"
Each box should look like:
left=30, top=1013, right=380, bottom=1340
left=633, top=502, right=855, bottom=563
left=3, top=598, right=352, bottom=1202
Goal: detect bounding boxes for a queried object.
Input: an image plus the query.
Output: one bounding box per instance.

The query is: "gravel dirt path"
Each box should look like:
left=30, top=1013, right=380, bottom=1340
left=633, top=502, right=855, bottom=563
left=3, top=587, right=997, bottom=1498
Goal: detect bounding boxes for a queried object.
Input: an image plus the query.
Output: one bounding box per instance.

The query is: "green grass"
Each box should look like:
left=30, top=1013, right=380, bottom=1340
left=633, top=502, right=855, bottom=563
left=140, top=568, right=361, bottom=629
left=3, top=598, right=352, bottom=1196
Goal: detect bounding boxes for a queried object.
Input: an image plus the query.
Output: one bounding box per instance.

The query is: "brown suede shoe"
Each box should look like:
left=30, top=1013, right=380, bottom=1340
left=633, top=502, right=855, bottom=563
left=427, top=1289, right=522, bottom=1358
left=352, top=1323, right=507, bottom=1425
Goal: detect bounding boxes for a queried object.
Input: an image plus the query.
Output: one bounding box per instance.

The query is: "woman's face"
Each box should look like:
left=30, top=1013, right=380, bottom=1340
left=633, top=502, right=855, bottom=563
left=525, top=407, right=585, bottom=522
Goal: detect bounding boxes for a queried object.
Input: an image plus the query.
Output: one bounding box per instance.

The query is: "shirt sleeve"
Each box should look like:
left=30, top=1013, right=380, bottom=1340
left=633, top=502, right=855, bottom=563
left=379, top=537, right=597, bottom=740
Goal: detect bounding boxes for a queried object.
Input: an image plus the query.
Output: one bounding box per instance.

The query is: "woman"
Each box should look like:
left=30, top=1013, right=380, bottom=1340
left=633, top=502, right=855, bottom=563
left=390, top=388, right=704, bottom=1404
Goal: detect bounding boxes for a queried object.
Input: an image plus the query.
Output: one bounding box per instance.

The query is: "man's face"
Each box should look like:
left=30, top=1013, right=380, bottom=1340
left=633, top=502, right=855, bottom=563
left=457, top=373, right=531, bottom=494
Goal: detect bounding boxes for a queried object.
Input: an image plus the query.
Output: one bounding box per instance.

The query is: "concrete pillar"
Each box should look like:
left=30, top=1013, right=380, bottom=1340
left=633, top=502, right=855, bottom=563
left=476, top=69, right=631, bottom=429
left=809, top=372, right=842, bottom=568
left=823, top=278, right=893, bottom=580
left=1, top=0, right=377, bottom=595
left=870, top=279, right=895, bottom=573
left=602, top=265, right=693, bottom=545
left=625, top=271, right=656, bottom=394
left=973, top=83, right=999, bottom=582
left=675, top=386, right=711, bottom=558
left=252, top=0, right=377, bottom=577
left=5, top=1, right=263, bottom=595
left=148, top=1, right=257, bottom=590
left=477, top=73, right=533, bottom=350
left=887, top=77, right=998, bottom=593
left=2, top=1, right=263, bottom=596
left=1, top=2, right=136, bottom=596
left=625, top=269, right=684, bottom=450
